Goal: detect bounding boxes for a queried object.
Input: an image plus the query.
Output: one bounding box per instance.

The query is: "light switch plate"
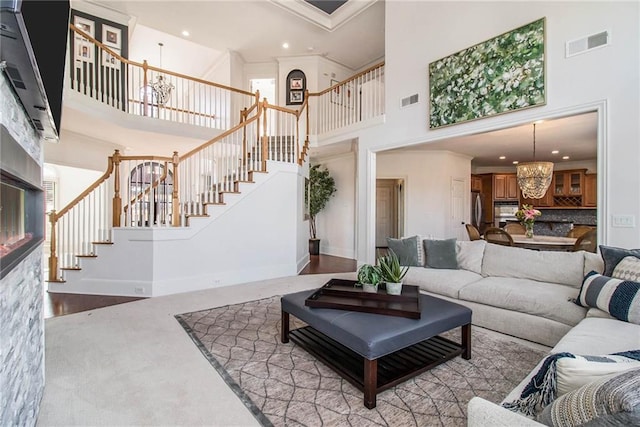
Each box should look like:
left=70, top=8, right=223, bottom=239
left=612, top=215, right=636, bottom=228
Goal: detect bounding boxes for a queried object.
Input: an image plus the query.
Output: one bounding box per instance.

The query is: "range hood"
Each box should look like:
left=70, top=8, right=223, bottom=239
left=1, top=0, right=64, bottom=141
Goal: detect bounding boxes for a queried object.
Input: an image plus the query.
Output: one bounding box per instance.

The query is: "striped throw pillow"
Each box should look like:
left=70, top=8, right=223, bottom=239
left=576, top=271, right=640, bottom=324
left=613, top=255, right=640, bottom=281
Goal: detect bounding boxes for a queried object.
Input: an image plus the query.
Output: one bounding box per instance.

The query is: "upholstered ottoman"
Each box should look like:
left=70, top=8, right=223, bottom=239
left=281, top=289, right=472, bottom=408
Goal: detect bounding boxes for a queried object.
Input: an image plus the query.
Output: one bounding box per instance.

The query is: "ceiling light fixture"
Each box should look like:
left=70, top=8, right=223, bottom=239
left=516, top=123, right=554, bottom=199
left=499, top=156, right=506, bottom=160
left=513, top=161, right=519, bottom=164
left=282, top=42, right=290, bottom=49
left=563, top=156, right=570, bottom=160
left=181, top=30, right=190, bottom=37
left=551, top=150, right=559, bottom=154
left=151, top=42, right=174, bottom=106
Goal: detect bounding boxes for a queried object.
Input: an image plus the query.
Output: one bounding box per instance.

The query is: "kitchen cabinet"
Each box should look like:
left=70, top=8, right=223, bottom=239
left=471, top=175, right=483, bottom=192
left=520, top=185, right=553, bottom=208
left=553, top=170, right=585, bottom=196
left=493, top=174, right=518, bottom=201
left=584, top=174, right=597, bottom=207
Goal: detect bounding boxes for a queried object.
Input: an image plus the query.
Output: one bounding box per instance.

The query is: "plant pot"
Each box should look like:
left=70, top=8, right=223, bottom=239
left=385, top=282, right=403, bottom=295
left=362, top=283, right=378, bottom=293
left=309, top=238, right=320, bottom=255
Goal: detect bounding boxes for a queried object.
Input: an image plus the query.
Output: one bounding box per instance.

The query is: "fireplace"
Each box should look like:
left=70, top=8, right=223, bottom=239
left=0, top=125, right=44, bottom=279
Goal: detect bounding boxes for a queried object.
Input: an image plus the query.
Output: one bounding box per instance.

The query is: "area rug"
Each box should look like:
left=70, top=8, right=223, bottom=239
left=176, top=296, right=546, bottom=427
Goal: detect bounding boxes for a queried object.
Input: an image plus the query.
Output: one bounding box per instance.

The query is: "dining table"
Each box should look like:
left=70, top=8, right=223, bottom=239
left=510, top=234, right=577, bottom=251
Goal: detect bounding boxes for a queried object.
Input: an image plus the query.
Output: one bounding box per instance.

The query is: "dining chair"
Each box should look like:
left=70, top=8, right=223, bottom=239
left=572, top=229, right=597, bottom=253
left=566, top=225, right=594, bottom=239
left=465, top=224, right=481, bottom=241
left=483, top=227, right=514, bottom=246
left=504, top=223, right=526, bottom=235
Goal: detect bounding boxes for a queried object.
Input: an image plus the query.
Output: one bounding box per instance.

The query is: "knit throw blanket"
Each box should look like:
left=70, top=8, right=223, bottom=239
left=502, top=349, right=640, bottom=417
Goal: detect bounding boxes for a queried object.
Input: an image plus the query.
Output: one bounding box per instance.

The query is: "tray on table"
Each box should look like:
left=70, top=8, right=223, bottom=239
left=304, top=278, right=421, bottom=319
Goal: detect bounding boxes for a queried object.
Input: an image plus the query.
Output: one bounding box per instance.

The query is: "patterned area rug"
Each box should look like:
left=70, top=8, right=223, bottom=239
left=176, top=296, right=546, bottom=427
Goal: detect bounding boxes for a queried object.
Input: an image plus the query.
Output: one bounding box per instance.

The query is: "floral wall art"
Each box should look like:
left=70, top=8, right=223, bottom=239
left=429, top=18, right=545, bottom=128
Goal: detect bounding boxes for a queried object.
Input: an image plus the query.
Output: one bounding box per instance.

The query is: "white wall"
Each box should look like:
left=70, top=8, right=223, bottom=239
left=315, top=152, right=357, bottom=259
left=353, top=1, right=639, bottom=262
left=377, top=150, right=471, bottom=239
left=44, top=163, right=103, bottom=210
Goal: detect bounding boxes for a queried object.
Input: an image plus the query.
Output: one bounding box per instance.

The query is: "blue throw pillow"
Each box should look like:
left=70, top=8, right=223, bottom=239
left=576, top=271, right=640, bottom=324
left=600, top=245, right=640, bottom=276
left=386, top=236, right=421, bottom=267
left=424, top=238, right=458, bottom=269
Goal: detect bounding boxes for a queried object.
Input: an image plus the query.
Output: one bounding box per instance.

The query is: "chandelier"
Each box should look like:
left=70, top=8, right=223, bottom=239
left=151, top=42, right=174, bottom=106
left=516, top=123, right=554, bottom=199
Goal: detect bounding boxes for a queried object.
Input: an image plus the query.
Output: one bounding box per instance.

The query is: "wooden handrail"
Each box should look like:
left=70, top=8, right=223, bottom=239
left=128, top=99, right=217, bottom=120
left=308, top=61, right=385, bottom=97
left=263, top=102, right=300, bottom=116
left=70, top=24, right=254, bottom=97
left=50, top=153, right=116, bottom=222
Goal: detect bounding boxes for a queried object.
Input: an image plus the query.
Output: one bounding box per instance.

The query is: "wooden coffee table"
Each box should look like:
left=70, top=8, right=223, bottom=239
left=280, top=283, right=472, bottom=409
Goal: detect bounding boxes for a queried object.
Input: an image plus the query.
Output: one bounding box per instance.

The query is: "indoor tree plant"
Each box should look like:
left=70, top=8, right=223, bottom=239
left=378, top=251, right=409, bottom=295
left=357, top=264, right=382, bottom=293
left=305, top=164, right=337, bottom=255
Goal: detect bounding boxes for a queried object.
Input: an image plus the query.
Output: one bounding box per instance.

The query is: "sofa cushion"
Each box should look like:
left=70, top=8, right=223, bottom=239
left=575, top=271, right=640, bottom=324
left=600, top=245, right=640, bottom=276
left=556, top=353, right=640, bottom=396
left=387, top=236, right=421, bottom=266
left=403, top=267, right=482, bottom=298
left=424, top=238, right=458, bottom=269
left=613, top=255, right=640, bottom=281
left=459, top=277, right=587, bottom=326
left=456, top=240, right=486, bottom=274
left=537, top=367, right=640, bottom=427
left=552, top=317, right=640, bottom=355
left=584, top=251, right=605, bottom=276
left=481, top=243, right=585, bottom=288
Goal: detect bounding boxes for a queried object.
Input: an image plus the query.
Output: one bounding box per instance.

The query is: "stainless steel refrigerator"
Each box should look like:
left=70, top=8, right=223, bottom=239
left=470, top=191, right=484, bottom=231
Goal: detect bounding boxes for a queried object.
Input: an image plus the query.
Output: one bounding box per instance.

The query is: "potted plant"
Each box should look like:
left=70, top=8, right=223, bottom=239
left=357, top=264, right=382, bottom=293
left=378, top=251, right=409, bottom=295
left=305, top=164, right=337, bottom=255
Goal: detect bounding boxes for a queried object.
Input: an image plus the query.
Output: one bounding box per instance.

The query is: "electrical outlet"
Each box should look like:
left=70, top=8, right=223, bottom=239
left=612, top=215, right=635, bottom=228
left=134, top=287, right=145, bottom=294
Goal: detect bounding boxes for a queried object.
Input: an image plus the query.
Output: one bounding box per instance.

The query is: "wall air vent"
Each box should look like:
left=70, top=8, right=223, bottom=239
left=4, top=63, right=26, bottom=89
left=566, top=30, right=610, bottom=58
left=401, top=93, right=419, bottom=108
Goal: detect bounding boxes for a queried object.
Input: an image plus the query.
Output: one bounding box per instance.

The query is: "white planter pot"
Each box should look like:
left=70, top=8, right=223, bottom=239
left=362, top=283, right=378, bottom=293
left=386, top=282, right=403, bottom=295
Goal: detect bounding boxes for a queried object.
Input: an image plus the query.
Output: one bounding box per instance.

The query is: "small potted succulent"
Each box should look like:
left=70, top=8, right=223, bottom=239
left=378, top=251, right=409, bottom=295
left=357, top=264, right=382, bottom=293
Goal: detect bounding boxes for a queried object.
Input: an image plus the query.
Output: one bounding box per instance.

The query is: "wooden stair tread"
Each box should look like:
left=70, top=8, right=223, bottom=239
left=61, top=267, right=81, bottom=271
left=203, top=202, right=226, bottom=206
left=185, top=214, right=210, bottom=218
left=47, top=279, right=66, bottom=283
left=76, top=254, right=97, bottom=258
left=92, top=241, right=113, bottom=245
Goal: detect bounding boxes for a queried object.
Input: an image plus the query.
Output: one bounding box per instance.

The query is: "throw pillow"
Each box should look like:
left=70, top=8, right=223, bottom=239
left=576, top=271, right=640, bottom=324
left=386, top=236, right=421, bottom=267
left=613, top=256, right=640, bottom=281
left=600, top=245, right=640, bottom=276
left=556, top=354, right=640, bottom=396
left=424, top=238, right=458, bottom=269
left=537, top=367, right=640, bottom=427
left=456, top=240, right=486, bottom=274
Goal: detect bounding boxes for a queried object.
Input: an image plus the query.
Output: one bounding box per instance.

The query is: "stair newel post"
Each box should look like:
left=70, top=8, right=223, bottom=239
left=142, top=60, right=149, bottom=117
left=48, top=211, right=59, bottom=282
left=111, top=150, right=122, bottom=227
left=171, top=151, right=180, bottom=227
left=261, top=98, right=268, bottom=170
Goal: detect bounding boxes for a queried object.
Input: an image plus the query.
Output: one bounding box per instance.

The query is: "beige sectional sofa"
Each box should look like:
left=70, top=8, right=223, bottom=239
left=396, top=238, right=640, bottom=426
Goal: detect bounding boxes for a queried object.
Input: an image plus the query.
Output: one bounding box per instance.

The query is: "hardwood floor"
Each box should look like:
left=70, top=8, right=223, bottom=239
left=44, top=254, right=356, bottom=318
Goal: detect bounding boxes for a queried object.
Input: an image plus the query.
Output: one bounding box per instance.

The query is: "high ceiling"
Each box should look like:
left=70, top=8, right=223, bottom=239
left=88, top=0, right=385, bottom=70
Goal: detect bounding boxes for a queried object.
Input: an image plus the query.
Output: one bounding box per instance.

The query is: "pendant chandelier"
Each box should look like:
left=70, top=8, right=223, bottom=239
left=151, top=42, right=174, bottom=106
left=516, top=123, right=554, bottom=199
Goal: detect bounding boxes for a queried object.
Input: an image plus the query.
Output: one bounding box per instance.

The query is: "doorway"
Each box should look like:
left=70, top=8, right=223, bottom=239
left=375, top=179, right=404, bottom=248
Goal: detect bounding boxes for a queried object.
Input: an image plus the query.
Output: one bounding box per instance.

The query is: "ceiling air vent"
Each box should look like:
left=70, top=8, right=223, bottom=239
left=401, top=94, right=419, bottom=108
left=566, top=30, right=610, bottom=58
left=31, top=118, right=44, bottom=131
left=5, top=63, right=26, bottom=89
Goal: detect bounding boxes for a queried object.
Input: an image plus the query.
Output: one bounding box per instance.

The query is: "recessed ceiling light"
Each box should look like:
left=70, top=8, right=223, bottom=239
left=307, top=46, right=315, bottom=51
left=534, top=120, right=544, bottom=124
left=512, top=161, right=519, bottom=164
left=551, top=150, right=559, bottom=154
left=282, top=42, right=290, bottom=49
left=562, top=156, right=570, bottom=160
left=499, top=156, right=506, bottom=160
left=181, top=30, right=190, bottom=37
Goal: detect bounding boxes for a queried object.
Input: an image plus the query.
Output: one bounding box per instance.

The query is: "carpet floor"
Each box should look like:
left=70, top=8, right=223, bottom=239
left=176, top=296, right=547, bottom=427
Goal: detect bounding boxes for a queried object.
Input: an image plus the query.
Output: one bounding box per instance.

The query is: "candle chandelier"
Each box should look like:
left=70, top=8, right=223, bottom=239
left=516, top=123, right=554, bottom=199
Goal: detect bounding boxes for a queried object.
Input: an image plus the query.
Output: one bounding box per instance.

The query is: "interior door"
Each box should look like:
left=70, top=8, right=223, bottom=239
left=450, top=178, right=466, bottom=240
left=376, top=179, right=397, bottom=247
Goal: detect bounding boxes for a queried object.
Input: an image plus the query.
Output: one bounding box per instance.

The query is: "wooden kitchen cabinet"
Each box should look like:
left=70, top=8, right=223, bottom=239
left=520, top=186, right=553, bottom=207
left=553, top=170, right=585, bottom=196
left=584, top=174, right=597, bottom=207
left=471, top=175, right=483, bottom=192
left=493, top=174, right=518, bottom=201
